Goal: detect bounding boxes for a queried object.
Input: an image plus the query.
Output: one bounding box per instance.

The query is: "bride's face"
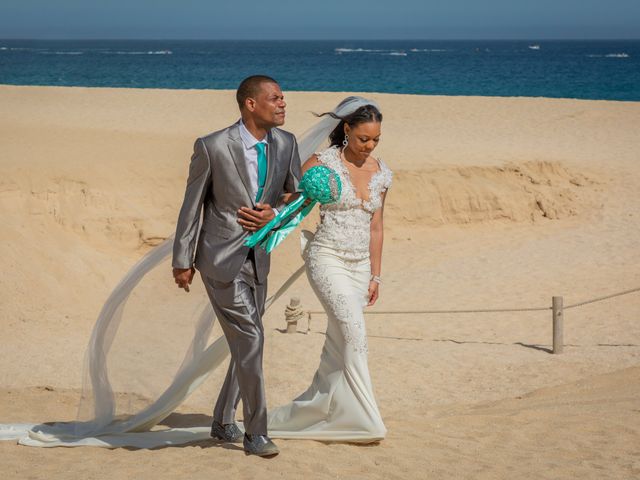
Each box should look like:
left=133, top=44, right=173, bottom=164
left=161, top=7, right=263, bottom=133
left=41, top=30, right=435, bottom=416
left=345, top=121, right=381, bottom=161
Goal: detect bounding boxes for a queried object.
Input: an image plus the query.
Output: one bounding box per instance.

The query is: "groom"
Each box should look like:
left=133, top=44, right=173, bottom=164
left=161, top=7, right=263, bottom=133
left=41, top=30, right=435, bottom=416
left=172, top=75, right=301, bottom=457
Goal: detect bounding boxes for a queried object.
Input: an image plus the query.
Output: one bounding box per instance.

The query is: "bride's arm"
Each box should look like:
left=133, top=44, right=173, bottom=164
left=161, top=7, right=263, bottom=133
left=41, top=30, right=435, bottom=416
left=280, top=154, right=322, bottom=204
left=368, top=190, right=387, bottom=306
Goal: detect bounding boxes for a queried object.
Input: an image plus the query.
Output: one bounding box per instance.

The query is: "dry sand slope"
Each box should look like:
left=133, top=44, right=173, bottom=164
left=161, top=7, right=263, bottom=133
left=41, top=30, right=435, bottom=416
left=1, top=85, right=639, bottom=479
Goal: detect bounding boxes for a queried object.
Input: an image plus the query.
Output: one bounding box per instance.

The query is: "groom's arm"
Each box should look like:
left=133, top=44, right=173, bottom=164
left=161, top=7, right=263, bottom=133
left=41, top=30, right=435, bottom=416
left=172, top=138, right=211, bottom=271
left=286, top=136, right=302, bottom=193
left=278, top=136, right=302, bottom=207
left=280, top=153, right=318, bottom=205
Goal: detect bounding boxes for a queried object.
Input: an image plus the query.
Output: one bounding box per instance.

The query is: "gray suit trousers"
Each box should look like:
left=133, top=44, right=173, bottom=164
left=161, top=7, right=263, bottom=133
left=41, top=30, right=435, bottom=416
left=201, top=252, right=268, bottom=436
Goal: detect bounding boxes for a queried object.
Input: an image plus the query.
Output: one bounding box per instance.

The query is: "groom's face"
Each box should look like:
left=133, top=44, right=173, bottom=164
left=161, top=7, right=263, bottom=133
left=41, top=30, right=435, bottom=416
left=248, top=81, right=286, bottom=128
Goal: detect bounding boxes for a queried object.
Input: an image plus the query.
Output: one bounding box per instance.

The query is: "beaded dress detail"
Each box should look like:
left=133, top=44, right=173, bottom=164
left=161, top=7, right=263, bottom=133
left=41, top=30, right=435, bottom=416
left=311, top=146, right=393, bottom=261
left=268, top=146, right=392, bottom=442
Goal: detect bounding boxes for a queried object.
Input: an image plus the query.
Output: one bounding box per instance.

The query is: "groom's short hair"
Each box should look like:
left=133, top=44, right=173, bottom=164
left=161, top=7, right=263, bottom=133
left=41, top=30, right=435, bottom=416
left=236, top=75, right=279, bottom=110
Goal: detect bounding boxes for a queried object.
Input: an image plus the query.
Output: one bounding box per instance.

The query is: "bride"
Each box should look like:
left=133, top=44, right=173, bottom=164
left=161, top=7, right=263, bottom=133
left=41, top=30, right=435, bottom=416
left=0, top=96, right=391, bottom=448
left=268, top=98, right=391, bottom=442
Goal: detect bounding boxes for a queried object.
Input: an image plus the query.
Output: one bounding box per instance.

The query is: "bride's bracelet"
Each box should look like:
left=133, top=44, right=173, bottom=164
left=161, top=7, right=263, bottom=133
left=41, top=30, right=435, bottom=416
left=370, top=275, right=382, bottom=284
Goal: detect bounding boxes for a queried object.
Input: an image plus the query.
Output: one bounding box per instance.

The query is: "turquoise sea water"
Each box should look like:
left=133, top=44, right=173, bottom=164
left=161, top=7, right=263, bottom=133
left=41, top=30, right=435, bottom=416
left=1, top=39, right=638, bottom=100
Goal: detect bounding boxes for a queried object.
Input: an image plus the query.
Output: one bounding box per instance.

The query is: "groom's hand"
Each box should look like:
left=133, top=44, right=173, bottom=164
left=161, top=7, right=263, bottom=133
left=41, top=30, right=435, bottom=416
left=173, top=267, right=195, bottom=292
left=237, top=203, right=276, bottom=232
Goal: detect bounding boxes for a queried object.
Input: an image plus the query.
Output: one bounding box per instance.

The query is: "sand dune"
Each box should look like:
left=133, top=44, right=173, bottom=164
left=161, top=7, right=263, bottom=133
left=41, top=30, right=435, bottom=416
left=390, top=160, right=602, bottom=225
left=1, top=85, right=639, bottom=479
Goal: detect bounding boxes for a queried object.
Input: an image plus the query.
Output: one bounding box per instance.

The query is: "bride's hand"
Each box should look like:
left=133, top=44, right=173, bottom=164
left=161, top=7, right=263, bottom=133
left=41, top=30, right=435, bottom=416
left=367, top=281, right=379, bottom=306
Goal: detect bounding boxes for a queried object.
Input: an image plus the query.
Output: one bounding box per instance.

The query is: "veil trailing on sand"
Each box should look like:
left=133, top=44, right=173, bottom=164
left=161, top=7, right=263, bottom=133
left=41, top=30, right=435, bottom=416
left=0, top=96, right=379, bottom=448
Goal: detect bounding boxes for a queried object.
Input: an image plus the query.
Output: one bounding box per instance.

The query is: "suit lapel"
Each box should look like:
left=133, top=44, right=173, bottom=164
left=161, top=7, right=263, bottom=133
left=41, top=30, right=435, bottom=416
left=227, top=123, right=255, bottom=204
left=260, top=130, right=278, bottom=203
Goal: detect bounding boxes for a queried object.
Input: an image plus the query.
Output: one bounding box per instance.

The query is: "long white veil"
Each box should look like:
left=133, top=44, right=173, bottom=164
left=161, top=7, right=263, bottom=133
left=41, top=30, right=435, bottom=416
left=0, top=96, right=379, bottom=448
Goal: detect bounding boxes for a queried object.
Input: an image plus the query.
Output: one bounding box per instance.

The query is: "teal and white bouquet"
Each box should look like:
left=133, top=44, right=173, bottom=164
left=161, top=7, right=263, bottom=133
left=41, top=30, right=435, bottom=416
left=244, top=165, right=342, bottom=252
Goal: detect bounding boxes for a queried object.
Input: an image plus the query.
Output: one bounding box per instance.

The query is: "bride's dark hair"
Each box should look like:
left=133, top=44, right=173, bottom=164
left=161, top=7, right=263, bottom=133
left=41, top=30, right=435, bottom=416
left=315, top=102, right=383, bottom=148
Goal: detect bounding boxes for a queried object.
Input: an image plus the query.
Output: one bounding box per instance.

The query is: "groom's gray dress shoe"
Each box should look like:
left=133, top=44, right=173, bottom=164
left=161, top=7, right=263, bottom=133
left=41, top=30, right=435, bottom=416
left=243, top=434, right=279, bottom=457
left=210, top=420, right=243, bottom=443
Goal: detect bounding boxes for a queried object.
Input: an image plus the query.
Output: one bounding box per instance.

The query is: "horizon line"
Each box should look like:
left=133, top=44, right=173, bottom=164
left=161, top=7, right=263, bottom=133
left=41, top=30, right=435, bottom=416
left=1, top=37, right=639, bottom=42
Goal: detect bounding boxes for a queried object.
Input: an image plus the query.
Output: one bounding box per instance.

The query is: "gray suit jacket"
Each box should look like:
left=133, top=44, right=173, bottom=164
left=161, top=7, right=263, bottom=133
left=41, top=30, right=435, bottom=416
left=172, top=121, right=301, bottom=283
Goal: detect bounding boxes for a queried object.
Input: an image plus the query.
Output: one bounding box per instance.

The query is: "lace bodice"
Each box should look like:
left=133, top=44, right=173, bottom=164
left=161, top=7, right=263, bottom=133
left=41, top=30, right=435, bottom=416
left=310, top=146, right=393, bottom=260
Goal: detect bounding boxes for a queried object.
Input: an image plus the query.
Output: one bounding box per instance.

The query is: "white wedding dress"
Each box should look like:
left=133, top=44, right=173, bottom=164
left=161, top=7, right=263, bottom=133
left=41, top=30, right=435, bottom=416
left=268, top=146, right=393, bottom=442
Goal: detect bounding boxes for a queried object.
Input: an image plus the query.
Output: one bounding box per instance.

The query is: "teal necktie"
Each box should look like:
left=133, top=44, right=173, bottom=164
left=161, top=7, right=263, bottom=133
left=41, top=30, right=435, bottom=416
left=255, top=142, right=267, bottom=202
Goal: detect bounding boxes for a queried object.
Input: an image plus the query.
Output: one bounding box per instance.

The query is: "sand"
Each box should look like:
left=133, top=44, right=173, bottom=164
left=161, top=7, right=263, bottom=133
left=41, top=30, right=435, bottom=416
left=0, top=85, right=639, bottom=479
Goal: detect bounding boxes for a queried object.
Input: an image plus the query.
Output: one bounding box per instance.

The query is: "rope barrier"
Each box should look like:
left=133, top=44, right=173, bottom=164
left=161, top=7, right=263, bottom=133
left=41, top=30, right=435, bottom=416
left=302, top=286, right=640, bottom=317
left=564, top=286, right=640, bottom=309
left=309, top=306, right=550, bottom=315
left=285, top=284, right=639, bottom=355
left=285, top=304, right=305, bottom=323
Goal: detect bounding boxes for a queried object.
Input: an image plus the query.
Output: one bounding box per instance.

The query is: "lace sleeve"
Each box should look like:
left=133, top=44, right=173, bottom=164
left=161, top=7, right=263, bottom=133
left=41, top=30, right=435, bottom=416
left=379, top=159, right=393, bottom=190
left=315, top=147, right=335, bottom=166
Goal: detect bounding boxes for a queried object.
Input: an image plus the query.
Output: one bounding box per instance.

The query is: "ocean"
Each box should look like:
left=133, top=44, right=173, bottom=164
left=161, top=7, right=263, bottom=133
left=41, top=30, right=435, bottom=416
left=0, top=39, right=638, bottom=101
